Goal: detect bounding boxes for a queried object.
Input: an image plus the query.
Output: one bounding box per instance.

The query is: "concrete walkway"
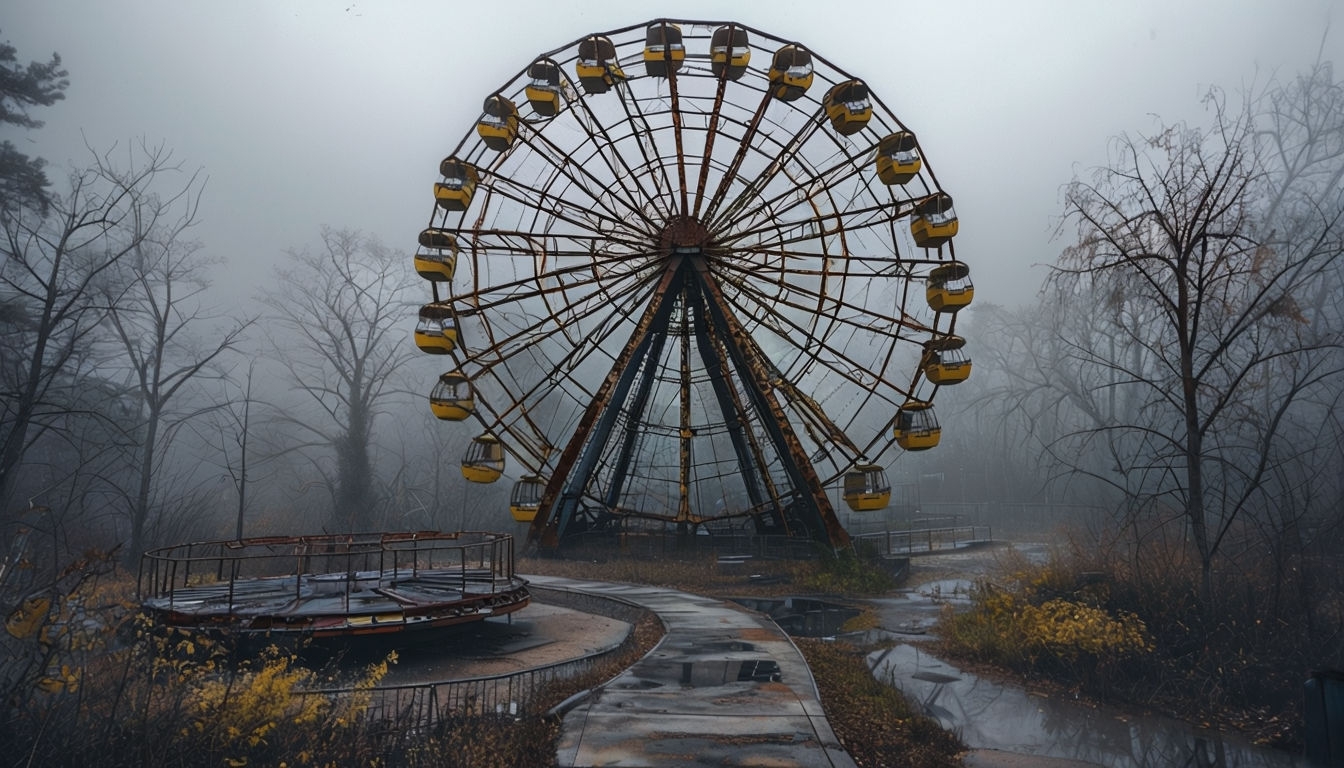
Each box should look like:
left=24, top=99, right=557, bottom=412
left=527, top=575, right=857, bottom=768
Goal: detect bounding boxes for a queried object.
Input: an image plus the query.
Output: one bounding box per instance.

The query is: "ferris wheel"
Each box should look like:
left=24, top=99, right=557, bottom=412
left=412, top=20, right=974, bottom=551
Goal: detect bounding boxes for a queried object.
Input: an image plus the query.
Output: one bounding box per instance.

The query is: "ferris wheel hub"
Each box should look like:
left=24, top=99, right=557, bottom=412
left=660, top=215, right=713, bottom=253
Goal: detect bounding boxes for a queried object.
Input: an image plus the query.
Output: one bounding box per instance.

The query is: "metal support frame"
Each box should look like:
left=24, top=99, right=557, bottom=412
left=527, top=249, right=851, bottom=551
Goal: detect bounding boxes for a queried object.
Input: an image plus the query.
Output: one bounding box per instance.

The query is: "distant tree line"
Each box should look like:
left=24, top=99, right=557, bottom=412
left=941, top=60, right=1344, bottom=628
left=0, top=31, right=491, bottom=599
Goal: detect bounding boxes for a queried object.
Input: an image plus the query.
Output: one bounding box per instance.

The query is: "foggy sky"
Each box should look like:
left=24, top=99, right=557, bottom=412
left=6, top=0, right=1341, bottom=310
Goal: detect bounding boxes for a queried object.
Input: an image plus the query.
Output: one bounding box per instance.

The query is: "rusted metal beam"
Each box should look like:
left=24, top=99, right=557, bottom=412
left=527, top=258, right=685, bottom=549
left=689, top=254, right=851, bottom=549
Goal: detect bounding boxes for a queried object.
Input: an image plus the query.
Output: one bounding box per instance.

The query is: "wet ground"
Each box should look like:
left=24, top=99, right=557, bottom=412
left=865, top=542, right=1302, bottom=768
left=529, top=575, right=855, bottom=767
left=341, top=542, right=1303, bottom=766
left=376, top=602, right=632, bottom=685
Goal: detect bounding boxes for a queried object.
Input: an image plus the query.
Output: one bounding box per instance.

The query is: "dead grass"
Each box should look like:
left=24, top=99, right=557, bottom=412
left=520, top=546, right=899, bottom=598
left=797, top=638, right=963, bottom=767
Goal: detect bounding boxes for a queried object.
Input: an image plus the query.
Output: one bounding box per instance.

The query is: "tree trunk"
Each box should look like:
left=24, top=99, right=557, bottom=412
left=127, top=407, right=159, bottom=566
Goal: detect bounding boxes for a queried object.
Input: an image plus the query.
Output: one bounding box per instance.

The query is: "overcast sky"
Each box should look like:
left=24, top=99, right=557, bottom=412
left=6, top=0, right=1341, bottom=308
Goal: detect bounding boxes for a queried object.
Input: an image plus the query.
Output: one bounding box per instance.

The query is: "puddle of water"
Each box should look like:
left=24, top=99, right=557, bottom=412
left=730, top=596, right=860, bottom=638
left=869, top=644, right=1300, bottom=768
left=861, top=579, right=981, bottom=639
left=914, top=579, right=975, bottom=604
left=620, top=658, right=782, bottom=688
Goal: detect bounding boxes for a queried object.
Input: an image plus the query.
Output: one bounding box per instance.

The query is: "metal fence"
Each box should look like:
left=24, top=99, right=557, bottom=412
left=841, top=502, right=1107, bottom=540
left=850, top=525, right=992, bottom=557
left=298, top=584, right=653, bottom=740
left=138, top=530, right=520, bottom=612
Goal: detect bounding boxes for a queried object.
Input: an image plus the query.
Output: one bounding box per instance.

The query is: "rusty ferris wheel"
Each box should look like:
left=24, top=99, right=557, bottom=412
left=412, top=19, right=975, bottom=553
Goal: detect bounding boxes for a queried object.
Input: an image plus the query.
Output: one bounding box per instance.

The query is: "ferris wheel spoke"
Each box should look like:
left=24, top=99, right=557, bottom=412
left=612, top=87, right=689, bottom=217
left=723, top=242, right=918, bottom=272
left=452, top=232, right=652, bottom=281
left=565, top=103, right=674, bottom=224
left=514, top=122, right=664, bottom=232
left=712, top=258, right=916, bottom=299
left=702, top=106, right=831, bottom=231
left=744, top=265, right=928, bottom=333
left=769, top=374, right=865, bottom=458
left=723, top=200, right=906, bottom=249
left=662, top=68, right=692, bottom=216
left=713, top=142, right=899, bottom=240
left=456, top=247, right=647, bottom=326
left=730, top=280, right=928, bottom=369
left=698, top=92, right=797, bottom=225
left=570, top=84, right=680, bottom=221
left=452, top=230, right=643, bottom=255
left=727, top=271, right=930, bottom=349
left=477, top=172, right=646, bottom=242
left=457, top=254, right=653, bottom=322
left=458, top=261, right=661, bottom=377
left=687, top=72, right=731, bottom=220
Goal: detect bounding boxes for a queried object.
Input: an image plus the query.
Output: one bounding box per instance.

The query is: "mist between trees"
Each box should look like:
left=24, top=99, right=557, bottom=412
left=1, top=29, right=1342, bottom=717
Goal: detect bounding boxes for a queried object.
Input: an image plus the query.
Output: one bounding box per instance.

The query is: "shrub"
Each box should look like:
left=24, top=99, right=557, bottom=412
left=939, top=533, right=1344, bottom=748
left=181, top=646, right=393, bottom=765
left=940, top=576, right=1154, bottom=690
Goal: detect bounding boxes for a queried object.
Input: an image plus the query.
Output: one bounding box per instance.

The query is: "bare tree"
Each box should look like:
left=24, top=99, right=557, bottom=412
left=259, top=228, right=418, bottom=532
left=0, top=141, right=195, bottom=516
left=191, top=359, right=276, bottom=541
left=222, top=361, right=259, bottom=540
left=1050, top=89, right=1344, bottom=613
left=104, top=225, right=251, bottom=562
left=939, top=301, right=1111, bottom=516
left=1251, top=55, right=1344, bottom=626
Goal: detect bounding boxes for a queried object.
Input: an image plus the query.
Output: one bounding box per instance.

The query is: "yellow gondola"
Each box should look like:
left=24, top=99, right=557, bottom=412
left=843, top=464, right=891, bottom=512
left=525, top=58, right=564, bottom=116
left=824, top=79, right=872, bottom=136
left=710, top=25, right=750, bottom=81
left=643, top=22, right=684, bottom=77
left=434, top=158, right=478, bottom=212
left=509, top=475, right=544, bottom=522
left=922, top=335, right=972, bottom=385
left=476, top=95, right=519, bottom=152
left=911, top=192, right=958, bottom=248
left=414, top=304, right=457, bottom=354
left=429, top=372, right=474, bottom=421
left=876, top=132, right=922, bottom=185
left=575, top=35, right=624, bottom=94
left=462, top=433, right=505, bottom=483
left=926, top=261, right=974, bottom=313
left=414, top=228, right=458, bottom=282
left=894, top=401, right=940, bottom=451
left=768, top=44, right=812, bottom=101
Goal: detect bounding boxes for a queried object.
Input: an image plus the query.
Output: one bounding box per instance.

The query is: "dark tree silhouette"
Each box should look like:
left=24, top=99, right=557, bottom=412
left=105, top=226, right=252, bottom=563
left=0, top=32, right=68, bottom=211
left=1050, top=90, right=1344, bottom=613
left=1, top=141, right=197, bottom=516
left=260, top=228, right=417, bottom=532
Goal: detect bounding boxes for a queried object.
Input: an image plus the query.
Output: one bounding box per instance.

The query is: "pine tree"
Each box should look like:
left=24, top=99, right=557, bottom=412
left=0, top=32, right=69, bottom=211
